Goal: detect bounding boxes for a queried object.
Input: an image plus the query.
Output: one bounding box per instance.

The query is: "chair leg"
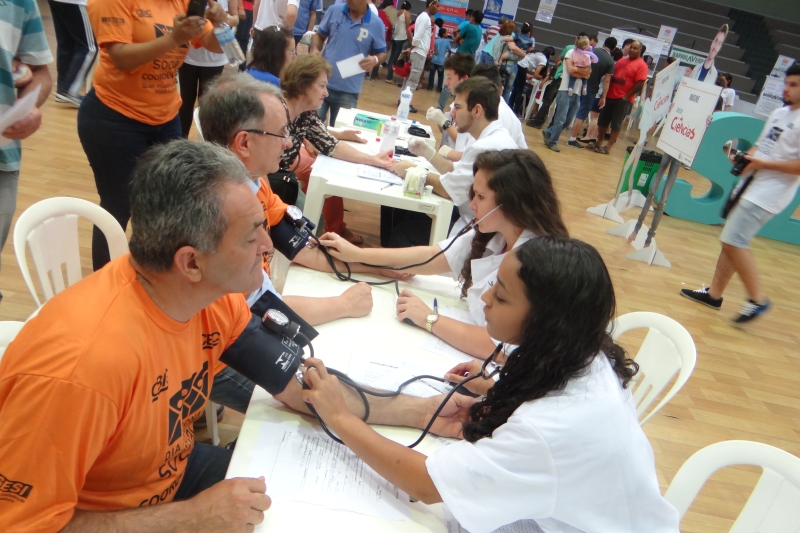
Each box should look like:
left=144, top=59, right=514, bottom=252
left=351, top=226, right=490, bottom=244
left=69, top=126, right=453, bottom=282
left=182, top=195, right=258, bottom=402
left=205, top=401, right=220, bottom=446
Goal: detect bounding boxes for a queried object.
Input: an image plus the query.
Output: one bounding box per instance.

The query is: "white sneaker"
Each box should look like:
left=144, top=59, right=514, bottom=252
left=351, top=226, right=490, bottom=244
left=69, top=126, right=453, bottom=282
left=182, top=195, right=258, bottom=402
left=55, top=92, right=83, bottom=107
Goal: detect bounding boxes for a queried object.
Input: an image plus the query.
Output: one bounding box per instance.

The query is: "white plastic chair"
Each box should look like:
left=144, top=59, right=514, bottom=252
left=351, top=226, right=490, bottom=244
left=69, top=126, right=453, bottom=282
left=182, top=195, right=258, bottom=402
left=13, top=197, right=128, bottom=307
left=193, top=107, right=204, bottom=141
left=665, top=440, right=800, bottom=532
left=609, top=311, right=696, bottom=425
left=523, top=78, right=541, bottom=121
left=0, top=321, right=25, bottom=360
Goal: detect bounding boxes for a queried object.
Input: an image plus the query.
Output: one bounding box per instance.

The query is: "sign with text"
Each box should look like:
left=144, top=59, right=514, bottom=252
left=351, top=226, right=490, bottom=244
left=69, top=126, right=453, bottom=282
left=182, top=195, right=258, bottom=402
left=535, top=0, right=557, bottom=23
left=482, top=0, right=518, bottom=26
left=669, top=45, right=707, bottom=81
left=651, top=59, right=680, bottom=124
left=437, top=0, right=469, bottom=33
left=658, top=25, right=677, bottom=44
left=754, top=56, right=794, bottom=117
left=657, top=77, right=722, bottom=166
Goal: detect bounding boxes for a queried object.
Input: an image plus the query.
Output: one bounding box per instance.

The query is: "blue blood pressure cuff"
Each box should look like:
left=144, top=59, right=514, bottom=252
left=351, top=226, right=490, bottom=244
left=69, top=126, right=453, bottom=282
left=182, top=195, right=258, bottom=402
left=219, top=314, right=304, bottom=396
left=270, top=205, right=317, bottom=260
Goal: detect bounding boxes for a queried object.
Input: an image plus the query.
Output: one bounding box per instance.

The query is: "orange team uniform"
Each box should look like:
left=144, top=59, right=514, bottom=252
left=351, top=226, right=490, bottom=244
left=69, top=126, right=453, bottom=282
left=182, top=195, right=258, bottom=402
left=88, top=0, right=212, bottom=125
left=0, top=255, right=251, bottom=532
left=255, top=176, right=290, bottom=276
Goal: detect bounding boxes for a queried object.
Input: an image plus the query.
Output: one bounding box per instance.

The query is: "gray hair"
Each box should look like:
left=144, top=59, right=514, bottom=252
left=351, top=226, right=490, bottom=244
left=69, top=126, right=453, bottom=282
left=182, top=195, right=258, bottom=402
left=198, top=72, right=285, bottom=147
left=128, top=139, right=250, bottom=272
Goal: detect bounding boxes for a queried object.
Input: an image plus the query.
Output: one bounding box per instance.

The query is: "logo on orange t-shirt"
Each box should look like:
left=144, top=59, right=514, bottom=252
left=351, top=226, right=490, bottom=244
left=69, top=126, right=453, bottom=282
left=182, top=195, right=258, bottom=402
left=0, top=473, right=33, bottom=502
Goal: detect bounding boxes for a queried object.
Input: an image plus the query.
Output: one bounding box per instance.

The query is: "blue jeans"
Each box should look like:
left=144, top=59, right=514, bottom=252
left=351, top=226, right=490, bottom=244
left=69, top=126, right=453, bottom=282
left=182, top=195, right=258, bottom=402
left=479, top=51, right=494, bottom=64
left=0, top=170, right=19, bottom=270
left=437, top=85, right=451, bottom=110
left=318, top=88, right=359, bottom=127
left=77, top=90, right=181, bottom=270
left=501, top=64, right=517, bottom=103
left=544, top=91, right=581, bottom=146
left=173, top=442, right=233, bottom=501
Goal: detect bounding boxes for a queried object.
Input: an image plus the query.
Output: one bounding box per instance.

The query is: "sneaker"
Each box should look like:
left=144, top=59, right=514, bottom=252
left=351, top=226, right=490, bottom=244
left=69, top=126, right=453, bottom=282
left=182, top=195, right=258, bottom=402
left=55, top=92, right=83, bottom=107
left=733, top=299, right=771, bottom=324
left=680, top=287, right=723, bottom=310
left=542, top=130, right=551, bottom=144
left=547, top=143, right=561, bottom=152
left=567, top=140, right=582, bottom=148
left=409, top=105, right=417, bottom=113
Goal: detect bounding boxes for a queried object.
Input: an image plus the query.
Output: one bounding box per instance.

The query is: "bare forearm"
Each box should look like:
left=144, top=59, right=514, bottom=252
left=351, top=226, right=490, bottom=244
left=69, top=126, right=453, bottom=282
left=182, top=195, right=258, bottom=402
left=325, top=244, right=448, bottom=274
left=423, top=172, right=450, bottom=200
left=332, top=142, right=377, bottom=165
left=283, top=294, right=349, bottom=325
left=284, top=5, right=297, bottom=29
left=307, top=11, right=316, bottom=31
left=375, top=51, right=387, bottom=64
left=601, top=74, right=610, bottom=98
left=328, top=413, right=441, bottom=503
left=444, top=124, right=458, bottom=141
left=311, top=33, right=326, bottom=54
left=429, top=153, right=454, bottom=175
left=431, top=318, right=496, bottom=359
left=198, top=31, right=223, bottom=53
left=107, top=38, right=180, bottom=71
left=623, top=81, right=645, bottom=100
left=63, top=504, right=191, bottom=532
left=23, top=65, right=52, bottom=107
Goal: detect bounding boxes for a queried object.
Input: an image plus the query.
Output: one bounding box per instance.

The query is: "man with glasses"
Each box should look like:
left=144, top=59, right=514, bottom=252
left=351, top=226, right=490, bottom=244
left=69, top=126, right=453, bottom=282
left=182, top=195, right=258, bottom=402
left=198, top=73, right=401, bottom=413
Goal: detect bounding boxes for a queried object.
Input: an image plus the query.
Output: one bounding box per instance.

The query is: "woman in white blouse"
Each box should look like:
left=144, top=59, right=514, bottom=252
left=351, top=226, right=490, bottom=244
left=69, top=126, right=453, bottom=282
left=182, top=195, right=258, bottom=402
left=319, top=149, right=568, bottom=359
left=302, top=236, right=680, bottom=533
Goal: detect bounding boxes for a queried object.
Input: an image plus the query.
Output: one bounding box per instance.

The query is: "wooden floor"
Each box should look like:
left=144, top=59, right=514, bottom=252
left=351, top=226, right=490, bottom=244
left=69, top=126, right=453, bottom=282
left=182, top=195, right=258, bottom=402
left=4, top=4, right=800, bottom=530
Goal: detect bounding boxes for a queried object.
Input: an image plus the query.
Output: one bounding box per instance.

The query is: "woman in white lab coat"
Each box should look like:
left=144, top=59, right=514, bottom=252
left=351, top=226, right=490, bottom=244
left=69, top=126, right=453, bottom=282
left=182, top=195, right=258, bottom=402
left=319, top=149, right=568, bottom=359
left=301, top=236, right=681, bottom=533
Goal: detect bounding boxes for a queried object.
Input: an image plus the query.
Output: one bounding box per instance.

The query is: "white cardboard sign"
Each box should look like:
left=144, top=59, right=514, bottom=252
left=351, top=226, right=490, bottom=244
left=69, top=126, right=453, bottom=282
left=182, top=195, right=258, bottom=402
left=651, top=59, right=680, bottom=124
left=658, top=25, right=677, bottom=44
left=657, top=77, right=722, bottom=166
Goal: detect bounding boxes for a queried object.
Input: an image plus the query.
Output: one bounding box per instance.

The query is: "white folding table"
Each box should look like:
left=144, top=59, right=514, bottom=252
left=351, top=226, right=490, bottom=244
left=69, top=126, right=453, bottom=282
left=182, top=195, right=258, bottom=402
left=225, top=266, right=473, bottom=532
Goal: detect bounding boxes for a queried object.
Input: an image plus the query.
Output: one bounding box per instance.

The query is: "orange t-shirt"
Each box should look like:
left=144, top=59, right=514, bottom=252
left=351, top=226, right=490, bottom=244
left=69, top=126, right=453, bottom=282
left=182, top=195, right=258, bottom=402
left=88, top=0, right=212, bottom=125
left=0, top=255, right=251, bottom=532
left=255, top=176, right=289, bottom=276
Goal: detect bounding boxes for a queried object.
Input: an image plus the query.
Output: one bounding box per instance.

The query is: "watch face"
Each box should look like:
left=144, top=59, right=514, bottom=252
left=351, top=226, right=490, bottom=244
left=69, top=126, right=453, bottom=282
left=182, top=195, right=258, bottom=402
left=265, top=309, right=289, bottom=327
left=426, top=314, right=439, bottom=323
left=285, top=205, right=303, bottom=221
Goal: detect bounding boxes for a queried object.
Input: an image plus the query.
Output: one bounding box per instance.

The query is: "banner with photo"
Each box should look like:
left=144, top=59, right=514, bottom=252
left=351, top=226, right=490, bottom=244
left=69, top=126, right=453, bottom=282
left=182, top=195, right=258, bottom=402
left=437, top=0, right=469, bottom=33
left=535, top=0, right=557, bottom=23
left=482, top=0, right=519, bottom=27
left=754, top=55, right=796, bottom=117
left=669, top=45, right=707, bottom=82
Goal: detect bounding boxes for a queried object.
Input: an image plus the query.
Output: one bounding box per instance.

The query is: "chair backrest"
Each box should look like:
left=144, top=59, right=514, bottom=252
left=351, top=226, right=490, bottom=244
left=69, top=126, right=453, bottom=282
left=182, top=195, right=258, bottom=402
left=0, top=321, right=25, bottom=360
left=535, top=79, right=551, bottom=105
left=665, top=440, right=800, bottom=532
left=609, top=311, right=696, bottom=425
left=194, top=107, right=204, bottom=141
left=13, top=197, right=128, bottom=307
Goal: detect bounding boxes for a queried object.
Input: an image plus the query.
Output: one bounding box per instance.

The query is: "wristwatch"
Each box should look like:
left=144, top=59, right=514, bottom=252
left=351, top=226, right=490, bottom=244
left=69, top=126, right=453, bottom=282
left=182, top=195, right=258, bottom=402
left=442, top=119, right=453, bottom=129
left=425, top=313, right=439, bottom=333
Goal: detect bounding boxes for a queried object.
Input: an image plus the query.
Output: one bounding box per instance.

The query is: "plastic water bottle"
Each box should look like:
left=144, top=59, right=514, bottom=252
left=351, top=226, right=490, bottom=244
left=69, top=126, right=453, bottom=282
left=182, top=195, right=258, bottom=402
left=214, top=23, right=245, bottom=67
left=397, top=86, right=413, bottom=119
left=379, top=117, right=400, bottom=153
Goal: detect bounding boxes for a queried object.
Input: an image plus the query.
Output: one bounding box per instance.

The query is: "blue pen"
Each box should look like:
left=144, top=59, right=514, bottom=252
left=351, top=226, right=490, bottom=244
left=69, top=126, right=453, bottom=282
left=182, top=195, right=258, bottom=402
left=434, top=298, right=438, bottom=314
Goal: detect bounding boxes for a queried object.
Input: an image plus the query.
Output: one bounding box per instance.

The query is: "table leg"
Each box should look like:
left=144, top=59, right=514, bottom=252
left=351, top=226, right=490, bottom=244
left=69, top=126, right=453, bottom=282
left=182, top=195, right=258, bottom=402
left=304, top=174, right=327, bottom=232
left=430, top=205, right=452, bottom=245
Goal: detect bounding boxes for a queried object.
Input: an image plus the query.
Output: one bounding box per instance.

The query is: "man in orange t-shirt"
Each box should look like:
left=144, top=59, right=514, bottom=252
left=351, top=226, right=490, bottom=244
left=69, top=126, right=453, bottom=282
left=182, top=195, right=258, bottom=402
left=0, top=141, right=288, bottom=532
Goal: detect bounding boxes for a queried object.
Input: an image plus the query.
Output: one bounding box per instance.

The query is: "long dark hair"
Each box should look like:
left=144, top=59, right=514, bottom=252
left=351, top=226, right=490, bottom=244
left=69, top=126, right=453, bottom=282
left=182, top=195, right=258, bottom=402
left=462, top=236, right=639, bottom=442
left=248, top=26, right=293, bottom=77
left=459, top=149, right=568, bottom=298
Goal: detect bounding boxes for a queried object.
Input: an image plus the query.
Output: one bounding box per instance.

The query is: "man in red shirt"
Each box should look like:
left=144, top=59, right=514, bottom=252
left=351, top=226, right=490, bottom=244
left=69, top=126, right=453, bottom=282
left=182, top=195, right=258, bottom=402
left=591, top=40, right=648, bottom=154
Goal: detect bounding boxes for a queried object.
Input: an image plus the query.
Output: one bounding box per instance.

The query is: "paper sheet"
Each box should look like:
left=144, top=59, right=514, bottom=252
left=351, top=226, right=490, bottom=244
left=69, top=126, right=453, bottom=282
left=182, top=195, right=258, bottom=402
left=420, top=307, right=478, bottom=363
left=312, top=154, right=359, bottom=175
left=348, top=352, right=452, bottom=398
left=357, top=164, right=403, bottom=185
left=0, top=85, right=41, bottom=146
left=246, top=421, right=412, bottom=521
left=336, top=53, right=366, bottom=79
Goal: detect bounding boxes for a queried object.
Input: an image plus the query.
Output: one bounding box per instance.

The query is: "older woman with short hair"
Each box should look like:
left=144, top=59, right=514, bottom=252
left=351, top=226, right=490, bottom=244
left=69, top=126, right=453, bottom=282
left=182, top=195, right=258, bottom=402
left=281, top=54, right=392, bottom=243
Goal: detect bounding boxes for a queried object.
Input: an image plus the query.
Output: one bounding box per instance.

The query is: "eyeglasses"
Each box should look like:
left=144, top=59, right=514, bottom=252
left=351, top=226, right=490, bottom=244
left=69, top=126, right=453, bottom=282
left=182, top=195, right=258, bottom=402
left=287, top=48, right=298, bottom=57
left=241, top=128, right=290, bottom=140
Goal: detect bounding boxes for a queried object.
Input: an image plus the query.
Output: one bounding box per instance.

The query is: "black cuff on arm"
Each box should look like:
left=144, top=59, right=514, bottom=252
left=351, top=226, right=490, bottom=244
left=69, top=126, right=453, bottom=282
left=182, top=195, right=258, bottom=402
left=219, top=314, right=303, bottom=395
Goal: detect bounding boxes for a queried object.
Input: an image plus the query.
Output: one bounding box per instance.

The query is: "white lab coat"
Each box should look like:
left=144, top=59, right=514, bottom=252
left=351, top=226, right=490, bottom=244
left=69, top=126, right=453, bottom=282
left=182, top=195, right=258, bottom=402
left=440, top=121, right=517, bottom=237
left=689, top=61, right=718, bottom=85
left=454, top=98, right=527, bottom=152
left=426, top=354, right=681, bottom=533
left=440, top=229, right=535, bottom=326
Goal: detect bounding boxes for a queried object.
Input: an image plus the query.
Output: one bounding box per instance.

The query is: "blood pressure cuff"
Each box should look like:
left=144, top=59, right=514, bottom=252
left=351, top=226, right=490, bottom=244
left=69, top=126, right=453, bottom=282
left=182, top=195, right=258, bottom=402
left=249, top=289, right=319, bottom=343
left=219, top=314, right=303, bottom=395
left=270, top=214, right=314, bottom=260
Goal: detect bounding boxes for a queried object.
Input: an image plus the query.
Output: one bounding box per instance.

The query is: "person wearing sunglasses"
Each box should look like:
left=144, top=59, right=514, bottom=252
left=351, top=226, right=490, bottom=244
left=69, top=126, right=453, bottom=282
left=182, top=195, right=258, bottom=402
left=301, top=236, right=680, bottom=533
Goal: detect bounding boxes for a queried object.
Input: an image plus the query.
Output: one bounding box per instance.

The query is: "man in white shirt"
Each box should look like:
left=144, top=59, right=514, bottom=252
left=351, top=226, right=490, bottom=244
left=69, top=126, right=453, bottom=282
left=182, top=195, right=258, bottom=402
left=681, top=64, right=800, bottom=324
left=403, top=0, right=439, bottom=113
left=428, top=63, right=526, bottom=161
left=393, top=77, right=517, bottom=240
left=253, top=0, right=299, bottom=40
